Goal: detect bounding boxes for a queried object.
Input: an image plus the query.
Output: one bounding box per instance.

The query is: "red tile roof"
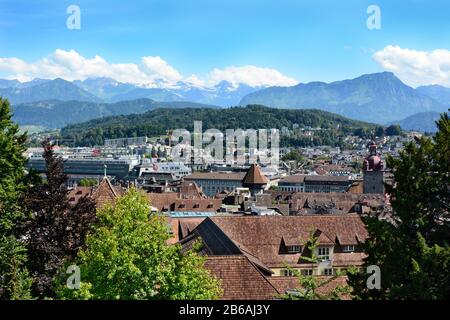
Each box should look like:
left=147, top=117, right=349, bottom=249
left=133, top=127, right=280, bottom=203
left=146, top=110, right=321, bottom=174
left=243, top=164, right=269, bottom=185
left=204, top=255, right=279, bottom=300
left=185, top=215, right=368, bottom=269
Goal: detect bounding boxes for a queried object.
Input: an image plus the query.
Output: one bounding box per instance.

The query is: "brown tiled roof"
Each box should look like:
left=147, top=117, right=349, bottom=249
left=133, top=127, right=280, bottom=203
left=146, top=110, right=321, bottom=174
left=185, top=172, right=246, bottom=181
left=185, top=215, right=368, bottom=268
left=68, top=178, right=123, bottom=210
left=146, top=192, right=222, bottom=212
left=304, top=175, right=350, bottom=183
left=68, top=186, right=93, bottom=204
left=204, top=256, right=279, bottom=300
left=174, top=199, right=222, bottom=212
left=279, top=175, right=306, bottom=184
left=146, top=192, right=181, bottom=211
left=92, top=178, right=121, bottom=210
left=242, top=164, right=269, bottom=185
left=168, top=217, right=206, bottom=244
left=264, top=191, right=386, bottom=214
left=177, top=181, right=206, bottom=198
left=347, top=181, right=364, bottom=193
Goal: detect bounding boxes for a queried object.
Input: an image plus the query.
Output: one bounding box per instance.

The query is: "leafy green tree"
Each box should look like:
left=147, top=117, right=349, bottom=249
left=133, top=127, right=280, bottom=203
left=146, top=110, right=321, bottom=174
left=0, top=98, right=32, bottom=299
left=78, top=178, right=98, bottom=187
left=385, top=124, right=402, bottom=136
left=349, top=111, right=450, bottom=299
left=57, top=188, right=222, bottom=300
left=282, top=150, right=305, bottom=163
left=375, top=126, right=385, bottom=137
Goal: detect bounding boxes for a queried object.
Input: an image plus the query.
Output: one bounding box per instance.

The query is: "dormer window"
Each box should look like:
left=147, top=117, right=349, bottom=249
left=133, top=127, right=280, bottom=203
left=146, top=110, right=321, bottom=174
left=342, top=245, right=355, bottom=252
left=287, top=245, right=301, bottom=253
left=317, top=247, right=330, bottom=261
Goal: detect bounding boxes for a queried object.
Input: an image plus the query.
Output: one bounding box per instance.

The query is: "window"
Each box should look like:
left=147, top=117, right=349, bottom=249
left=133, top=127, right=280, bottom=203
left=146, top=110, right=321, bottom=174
left=281, top=269, right=295, bottom=277
left=323, top=268, right=333, bottom=276
left=287, top=245, right=301, bottom=253
left=317, top=247, right=330, bottom=261
left=301, top=269, right=313, bottom=276
left=342, top=245, right=355, bottom=252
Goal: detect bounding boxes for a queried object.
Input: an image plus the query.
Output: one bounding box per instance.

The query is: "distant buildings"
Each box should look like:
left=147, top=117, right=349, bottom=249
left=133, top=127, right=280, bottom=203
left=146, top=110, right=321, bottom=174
left=278, top=175, right=351, bottom=193
left=27, top=153, right=139, bottom=186
left=184, top=172, right=247, bottom=197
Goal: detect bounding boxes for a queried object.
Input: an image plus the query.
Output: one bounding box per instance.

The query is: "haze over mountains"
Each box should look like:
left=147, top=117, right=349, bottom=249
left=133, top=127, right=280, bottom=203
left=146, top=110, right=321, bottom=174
left=12, top=99, right=219, bottom=129
left=1, top=72, right=449, bottom=131
left=240, top=72, right=449, bottom=124
left=389, top=111, right=446, bottom=133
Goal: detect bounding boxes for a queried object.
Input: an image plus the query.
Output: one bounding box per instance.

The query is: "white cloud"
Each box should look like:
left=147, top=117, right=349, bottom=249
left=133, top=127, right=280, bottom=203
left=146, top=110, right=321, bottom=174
left=208, top=65, right=297, bottom=87
left=141, top=56, right=183, bottom=84
left=373, top=45, right=450, bottom=87
left=0, top=49, right=298, bottom=88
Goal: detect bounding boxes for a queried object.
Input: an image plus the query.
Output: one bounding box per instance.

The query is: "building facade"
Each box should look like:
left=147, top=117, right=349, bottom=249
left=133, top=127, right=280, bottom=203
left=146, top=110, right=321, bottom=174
left=363, top=141, right=385, bottom=194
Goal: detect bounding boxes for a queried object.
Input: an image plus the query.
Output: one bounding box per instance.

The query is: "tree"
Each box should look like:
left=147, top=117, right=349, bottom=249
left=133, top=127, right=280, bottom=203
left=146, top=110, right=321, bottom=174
left=281, top=233, right=351, bottom=300
left=0, top=98, right=32, bottom=299
left=349, top=111, right=450, bottom=299
left=282, top=150, right=305, bottom=162
left=375, top=126, right=385, bottom=137
left=78, top=178, right=98, bottom=187
left=23, top=140, right=97, bottom=298
left=385, top=124, right=402, bottom=136
left=58, top=189, right=222, bottom=300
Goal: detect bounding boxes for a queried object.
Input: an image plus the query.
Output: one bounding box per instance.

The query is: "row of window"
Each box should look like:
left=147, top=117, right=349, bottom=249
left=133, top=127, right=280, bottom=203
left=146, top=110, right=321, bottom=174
left=286, top=245, right=355, bottom=255
left=281, top=268, right=333, bottom=276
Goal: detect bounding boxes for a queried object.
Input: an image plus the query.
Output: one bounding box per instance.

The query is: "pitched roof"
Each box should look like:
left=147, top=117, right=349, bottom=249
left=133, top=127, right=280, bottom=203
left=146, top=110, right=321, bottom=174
left=184, top=215, right=368, bottom=268
left=242, top=164, right=269, bottom=185
left=279, top=175, right=306, bottom=184
left=167, top=217, right=206, bottom=244
left=68, top=177, right=123, bottom=209
left=93, top=178, right=121, bottom=209
left=185, top=172, right=246, bottom=181
left=204, top=256, right=279, bottom=300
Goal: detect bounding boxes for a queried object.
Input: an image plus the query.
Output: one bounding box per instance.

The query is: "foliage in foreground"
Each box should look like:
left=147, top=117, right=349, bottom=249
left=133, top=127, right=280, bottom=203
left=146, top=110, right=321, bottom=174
left=0, top=98, right=32, bottom=299
left=22, top=140, right=97, bottom=298
left=57, top=189, right=222, bottom=300
left=349, top=111, right=450, bottom=299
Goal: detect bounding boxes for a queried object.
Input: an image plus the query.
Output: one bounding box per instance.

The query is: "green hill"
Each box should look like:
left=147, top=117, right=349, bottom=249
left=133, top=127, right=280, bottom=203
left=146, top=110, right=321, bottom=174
left=12, top=98, right=219, bottom=129
left=60, top=105, right=378, bottom=147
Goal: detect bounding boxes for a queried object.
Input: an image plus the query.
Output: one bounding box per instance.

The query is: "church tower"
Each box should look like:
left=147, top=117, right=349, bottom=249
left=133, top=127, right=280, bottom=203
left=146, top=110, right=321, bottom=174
left=363, top=141, right=384, bottom=194
left=242, top=164, right=269, bottom=197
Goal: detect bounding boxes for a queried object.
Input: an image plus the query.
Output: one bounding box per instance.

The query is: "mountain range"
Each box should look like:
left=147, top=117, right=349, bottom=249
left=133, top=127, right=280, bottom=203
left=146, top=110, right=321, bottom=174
left=239, top=72, right=449, bottom=124
left=389, top=111, right=446, bottom=133
left=416, top=85, right=450, bottom=106
left=0, top=77, right=259, bottom=107
left=12, top=99, right=219, bottom=129
left=1, top=72, right=449, bottom=130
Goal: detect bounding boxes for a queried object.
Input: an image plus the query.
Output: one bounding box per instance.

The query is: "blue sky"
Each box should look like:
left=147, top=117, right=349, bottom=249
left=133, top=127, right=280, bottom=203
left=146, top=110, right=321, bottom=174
left=0, top=0, right=449, bottom=87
